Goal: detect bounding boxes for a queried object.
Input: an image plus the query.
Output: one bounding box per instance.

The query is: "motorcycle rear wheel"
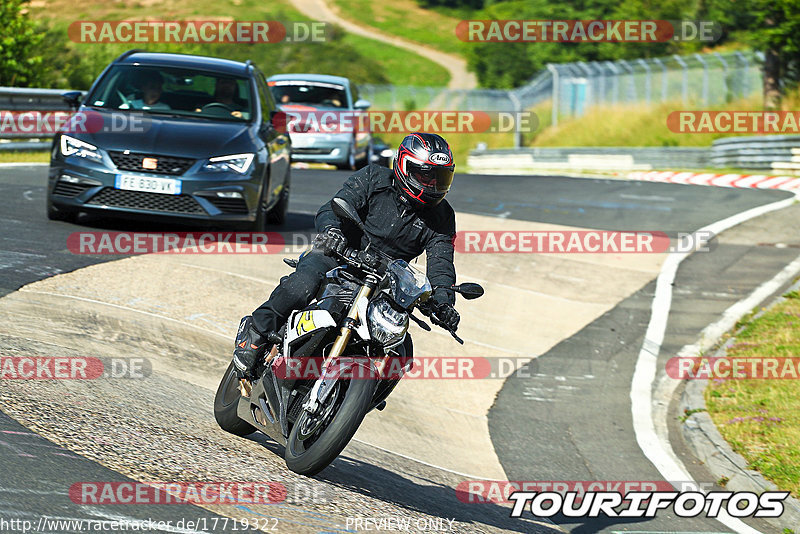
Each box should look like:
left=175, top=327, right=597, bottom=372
left=213, top=361, right=257, bottom=436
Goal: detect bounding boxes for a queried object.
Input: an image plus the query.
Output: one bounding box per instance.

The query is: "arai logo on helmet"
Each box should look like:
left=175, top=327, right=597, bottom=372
left=429, top=152, right=451, bottom=165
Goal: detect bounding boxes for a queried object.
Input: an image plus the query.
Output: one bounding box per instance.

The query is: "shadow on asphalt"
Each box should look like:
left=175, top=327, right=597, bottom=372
left=243, top=432, right=553, bottom=532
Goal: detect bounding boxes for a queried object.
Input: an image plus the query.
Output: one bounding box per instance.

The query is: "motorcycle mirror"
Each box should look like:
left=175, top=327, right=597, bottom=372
left=453, top=283, right=484, bottom=300
left=331, top=198, right=366, bottom=232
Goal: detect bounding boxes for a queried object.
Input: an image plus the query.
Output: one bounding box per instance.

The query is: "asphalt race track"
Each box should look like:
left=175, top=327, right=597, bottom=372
left=0, top=163, right=798, bottom=533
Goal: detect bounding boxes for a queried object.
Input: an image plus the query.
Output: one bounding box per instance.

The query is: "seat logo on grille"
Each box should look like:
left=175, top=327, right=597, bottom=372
left=142, top=157, right=158, bottom=170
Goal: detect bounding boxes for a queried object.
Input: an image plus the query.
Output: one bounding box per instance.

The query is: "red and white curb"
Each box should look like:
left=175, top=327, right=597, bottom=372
left=628, top=170, right=800, bottom=191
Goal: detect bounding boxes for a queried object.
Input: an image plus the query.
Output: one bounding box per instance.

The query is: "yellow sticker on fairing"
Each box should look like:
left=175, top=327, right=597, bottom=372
left=296, top=311, right=316, bottom=336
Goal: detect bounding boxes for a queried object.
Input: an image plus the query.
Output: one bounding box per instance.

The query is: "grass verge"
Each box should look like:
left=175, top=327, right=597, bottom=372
left=0, top=151, right=50, bottom=163
left=28, top=0, right=448, bottom=87
left=329, top=0, right=468, bottom=57
left=705, top=287, right=800, bottom=498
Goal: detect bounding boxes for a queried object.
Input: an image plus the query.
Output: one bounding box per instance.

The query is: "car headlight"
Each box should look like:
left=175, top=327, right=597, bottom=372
left=367, top=298, right=409, bottom=349
left=60, top=135, right=101, bottom=160
left=203, top=153, right=254, bottom=174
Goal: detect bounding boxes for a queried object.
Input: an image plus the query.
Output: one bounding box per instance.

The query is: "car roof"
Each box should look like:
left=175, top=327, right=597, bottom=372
left=267, top=73, right=350, bottom=86
left=115, top=52, right=252, bottom=77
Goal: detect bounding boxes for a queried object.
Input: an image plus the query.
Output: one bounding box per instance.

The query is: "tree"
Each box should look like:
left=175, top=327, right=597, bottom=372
left=699, top=0, right=800, bottom=109
left=0, top=0, right=43, bottom=86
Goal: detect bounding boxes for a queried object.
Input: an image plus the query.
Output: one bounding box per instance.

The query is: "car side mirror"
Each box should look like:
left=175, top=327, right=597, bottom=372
left=62, top=91, right=83, bottom=110
left=353, top=99, right=371, bottom=110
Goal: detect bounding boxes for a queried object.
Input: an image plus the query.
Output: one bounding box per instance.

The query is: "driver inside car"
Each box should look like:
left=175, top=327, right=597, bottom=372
left=196, top=77, right=245, bottom=118
left=232, top=132, right=461, bottom=378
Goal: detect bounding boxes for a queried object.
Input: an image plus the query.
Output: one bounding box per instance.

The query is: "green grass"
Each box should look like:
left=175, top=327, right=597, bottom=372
left=530, top=88, right=800, bottom=147
left=340, top=34, right=449, bottom=87
left=29, top=0, right=448, bottom=87
left=705, top=290, right=800, bottom=498
left=0, top=151, right=50, bottom=163
left=329, top=0, right=468, bottom=57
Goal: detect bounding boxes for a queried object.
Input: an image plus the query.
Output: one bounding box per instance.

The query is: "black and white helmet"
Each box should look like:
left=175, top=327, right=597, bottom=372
left=393, top=133, right=455, bottom=208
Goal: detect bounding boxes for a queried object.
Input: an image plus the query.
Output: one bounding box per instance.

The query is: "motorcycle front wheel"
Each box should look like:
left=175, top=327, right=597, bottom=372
left=285, top=376, right=377, bottom=476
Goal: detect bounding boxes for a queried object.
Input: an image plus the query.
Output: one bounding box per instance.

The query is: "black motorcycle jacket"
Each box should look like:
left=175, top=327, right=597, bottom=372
left=316, top=164, right=457, bottom=305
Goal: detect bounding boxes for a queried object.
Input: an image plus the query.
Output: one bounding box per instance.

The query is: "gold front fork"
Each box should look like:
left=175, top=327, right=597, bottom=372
left=322, top=283, right=373, bottom=372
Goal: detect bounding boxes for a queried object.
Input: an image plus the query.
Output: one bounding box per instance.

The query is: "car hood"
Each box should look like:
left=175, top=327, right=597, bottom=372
left=79, top=109, right=254, bottom=158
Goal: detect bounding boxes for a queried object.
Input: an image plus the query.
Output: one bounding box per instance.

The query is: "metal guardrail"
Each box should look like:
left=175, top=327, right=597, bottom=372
left=467, top=146, right=711, bottom=174
left=711, top=135, right=800, bottom=171
left=0, top=87, right=77, bottom=149
left=469, top=137, right=800, bottom=175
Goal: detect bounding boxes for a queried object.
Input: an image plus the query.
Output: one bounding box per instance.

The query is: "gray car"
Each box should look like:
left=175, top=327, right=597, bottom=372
left=267, top=74, right=372, bottom=170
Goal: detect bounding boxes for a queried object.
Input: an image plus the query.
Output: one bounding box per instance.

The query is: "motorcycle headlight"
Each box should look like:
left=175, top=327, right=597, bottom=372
left=60, top=135, right=102, bottom=160
left=367, top=298, right=409, bottom=349
left=203, top=153, right=254, bottom=174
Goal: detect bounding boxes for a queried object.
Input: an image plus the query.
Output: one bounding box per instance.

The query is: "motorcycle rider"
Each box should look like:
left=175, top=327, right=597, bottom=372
left=233, top=132, right=461, bottom=378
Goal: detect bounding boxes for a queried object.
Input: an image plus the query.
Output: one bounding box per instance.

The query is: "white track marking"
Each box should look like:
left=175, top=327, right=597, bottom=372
left=17, top=289, right=230, bottom=339
left=0, top=162, right=48, bottom=168
left=178, top=263, right=283, bottom=285
left=631, top=193, right=797, bottom=534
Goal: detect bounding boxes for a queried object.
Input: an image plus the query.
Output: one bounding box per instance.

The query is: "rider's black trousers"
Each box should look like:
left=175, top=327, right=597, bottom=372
left=251, top=250, right=339, bottom=335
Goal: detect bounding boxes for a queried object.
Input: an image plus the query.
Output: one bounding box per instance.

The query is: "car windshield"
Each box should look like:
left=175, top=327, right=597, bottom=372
left=87, top=65, right=253, bottom=121
left=268, top=80, right=348, bottom=109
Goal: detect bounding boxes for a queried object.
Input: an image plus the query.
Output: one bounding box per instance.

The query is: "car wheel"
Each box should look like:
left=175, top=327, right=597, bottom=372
left=356, top=139, right=373, bottom=170
left=47, top=198, right=78, bottom=222
left=267, top=168, right=290, bottom=226
left=335, top=139, right=357, bottom=171
left=251, top=182, right=268, bottom=232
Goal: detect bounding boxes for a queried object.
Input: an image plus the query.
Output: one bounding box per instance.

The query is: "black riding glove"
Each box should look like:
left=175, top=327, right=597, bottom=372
left=315, top=227, right=347, bottom=257
left=430, top=299, right=460, bottom=332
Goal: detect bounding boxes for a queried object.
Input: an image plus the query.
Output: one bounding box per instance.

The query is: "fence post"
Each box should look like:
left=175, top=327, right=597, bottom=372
left=694, top=53, right=709, bottom=106
left=714, top=52, right=729, bottom=103
left=547, top=64, right=559, bottom=128
left=735, top=51, right=748, bottom=98
left=605, top=61, right=620, bottom=104
left=508, top=90, right=522, bottom=148
left=637, top=59, right=652, bottom=105
left=618, top=59, right=636, bottom=102
left=673, top=55, right=688, bottom=104
left=578, top=62, right=593, bottom=110
left=651, top=58, right=667, bottom=102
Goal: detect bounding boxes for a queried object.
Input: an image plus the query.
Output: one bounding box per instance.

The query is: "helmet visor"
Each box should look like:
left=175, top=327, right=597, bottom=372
left=405, top=161, right=454, bottom=193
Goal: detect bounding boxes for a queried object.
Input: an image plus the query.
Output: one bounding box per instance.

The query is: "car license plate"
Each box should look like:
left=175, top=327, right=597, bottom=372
left=115, top=174, right=181, bottom=195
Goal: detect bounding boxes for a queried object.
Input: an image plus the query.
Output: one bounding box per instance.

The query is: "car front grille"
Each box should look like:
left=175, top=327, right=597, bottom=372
left=207, top=197, right=249, bottom=214
left=108, top=151, right=195, bottom=176
left=52, top=182, right=93, bottom=197
left=86, top=188, right=206, bottom=215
